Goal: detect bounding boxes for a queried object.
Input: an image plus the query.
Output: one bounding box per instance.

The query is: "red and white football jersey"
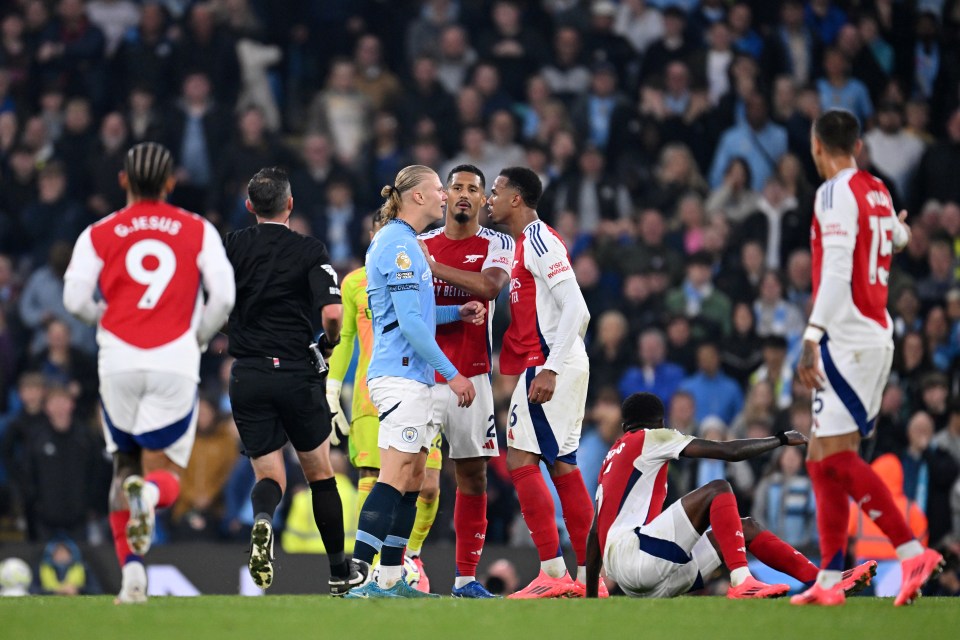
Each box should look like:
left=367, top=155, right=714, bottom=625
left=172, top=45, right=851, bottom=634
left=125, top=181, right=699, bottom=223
left=500, top=220, right=587, bottom=375
left=595, top=428, right=693, bottom=555
left=811, top=168, right=900, bottom=347
left=64, top=201, right=233, bottom=379
left=421, top=226, right=514, bottom=381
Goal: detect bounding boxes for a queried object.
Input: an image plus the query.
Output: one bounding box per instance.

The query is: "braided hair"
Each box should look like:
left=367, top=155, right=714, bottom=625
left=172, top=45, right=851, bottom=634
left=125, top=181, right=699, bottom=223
left=124, top=142, right=174, bottom=199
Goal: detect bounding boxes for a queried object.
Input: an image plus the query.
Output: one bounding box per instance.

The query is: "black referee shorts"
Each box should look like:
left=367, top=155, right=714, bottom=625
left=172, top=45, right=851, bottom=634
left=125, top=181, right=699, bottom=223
left=228, top=357, right=331, bottom=458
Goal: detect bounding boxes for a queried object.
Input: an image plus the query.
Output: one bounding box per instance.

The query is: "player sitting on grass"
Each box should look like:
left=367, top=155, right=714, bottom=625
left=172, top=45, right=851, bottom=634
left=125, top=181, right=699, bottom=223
left=585, top=392, right=877, bottom=599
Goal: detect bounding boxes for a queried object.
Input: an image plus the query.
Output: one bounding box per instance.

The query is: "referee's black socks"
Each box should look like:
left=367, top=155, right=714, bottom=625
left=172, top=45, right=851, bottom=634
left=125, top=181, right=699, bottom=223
left=310, top=478, right=349, bottom=578
left=251, top=478, right=282, bottom=523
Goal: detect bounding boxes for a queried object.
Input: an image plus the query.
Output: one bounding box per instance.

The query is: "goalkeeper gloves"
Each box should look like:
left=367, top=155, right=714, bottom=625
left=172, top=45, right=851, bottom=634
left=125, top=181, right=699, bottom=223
left=326, top=378, right=350, bottom=445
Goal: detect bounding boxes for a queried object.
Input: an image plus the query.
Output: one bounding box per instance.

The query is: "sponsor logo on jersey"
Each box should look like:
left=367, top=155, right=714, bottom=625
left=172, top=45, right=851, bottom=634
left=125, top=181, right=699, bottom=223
left=113, top=216, right=183, bottom=237
left=822, top=223, right=848, bottom=238
left=422, top=270, right=431, bottom=281
left=547, top=261, right=571, bottom=279
left=395, top=251, right=412, bottom=269
left=493, top=256, right=511, bottom=265
left=463, top=254, right=484, bottom=264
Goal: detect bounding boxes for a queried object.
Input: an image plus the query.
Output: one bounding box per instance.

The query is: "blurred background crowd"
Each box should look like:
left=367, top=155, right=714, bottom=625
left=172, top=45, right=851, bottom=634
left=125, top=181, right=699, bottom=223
left=0, top=0, right=959, bottom=596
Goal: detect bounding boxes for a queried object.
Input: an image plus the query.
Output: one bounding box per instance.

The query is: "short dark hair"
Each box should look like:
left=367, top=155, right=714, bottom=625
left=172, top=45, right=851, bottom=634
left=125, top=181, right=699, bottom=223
left=621, top=392, right=666, bottom=432
left=447, top=164, right=486, bottom=188
left=247, top=167, right=291, bottom=217
left=814, top=109, right=860, bottom=155
left=124, top=142, right=173, bottom=199
left=498, top=166, right=543, bottom=208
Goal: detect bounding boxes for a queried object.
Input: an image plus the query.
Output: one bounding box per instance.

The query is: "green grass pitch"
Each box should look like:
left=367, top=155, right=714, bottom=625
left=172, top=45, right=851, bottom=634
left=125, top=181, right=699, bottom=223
left=2, top=596, right=958, bottom=640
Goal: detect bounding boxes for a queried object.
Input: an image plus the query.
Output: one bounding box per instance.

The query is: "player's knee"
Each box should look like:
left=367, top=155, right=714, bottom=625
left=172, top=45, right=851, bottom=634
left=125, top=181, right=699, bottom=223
left=455, top=460, right=487, bottom=494
left=705, top=479, right=733, bottom=497
left=740, top=517, right=760, bottom=537
left=418, top=485, right=439, bottom=503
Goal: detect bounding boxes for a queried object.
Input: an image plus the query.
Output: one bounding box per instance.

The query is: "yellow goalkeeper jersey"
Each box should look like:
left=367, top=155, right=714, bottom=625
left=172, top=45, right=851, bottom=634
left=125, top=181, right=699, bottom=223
left=328, top=267, right=377, bottom=421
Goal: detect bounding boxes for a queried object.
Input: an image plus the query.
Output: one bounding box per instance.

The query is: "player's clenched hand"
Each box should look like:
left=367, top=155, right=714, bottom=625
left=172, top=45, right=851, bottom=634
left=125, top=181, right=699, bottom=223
left=458, top=301, right=486, bottom=325
left=781, top=430, right=808, bottom=447
left=449, top=374, right=476, bottom=408
left=528, top=369, right=557, bottom=404
left=795, top=340, right=825, bottom=391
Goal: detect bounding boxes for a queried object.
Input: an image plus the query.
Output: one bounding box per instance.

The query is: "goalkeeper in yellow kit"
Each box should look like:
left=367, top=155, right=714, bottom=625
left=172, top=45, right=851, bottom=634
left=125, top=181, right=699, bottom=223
left=326, top=211, right=442, bottom=592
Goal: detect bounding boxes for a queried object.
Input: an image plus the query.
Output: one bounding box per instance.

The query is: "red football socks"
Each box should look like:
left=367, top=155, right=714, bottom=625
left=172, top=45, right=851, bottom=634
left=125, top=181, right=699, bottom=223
left=553, top=468, right=594, bottom=566
left=709, top=492, right=748, bottom=571
left=510, top=465, right=560, bottom=562
left=109, top=510, right=139, bottom=566
left=825, top=451, right=914, bottom=548
left=748, top=530, right=819, bottom=583
left=454, top=490, right=488, bottom=577
left=145, top=469, right=180, bottom=509
left=806, top=458, right=849, bottom=570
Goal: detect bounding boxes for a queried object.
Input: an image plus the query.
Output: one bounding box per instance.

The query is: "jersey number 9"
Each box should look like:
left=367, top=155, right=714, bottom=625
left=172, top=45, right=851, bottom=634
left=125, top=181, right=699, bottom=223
left=125, top=239, right=177, bottom=309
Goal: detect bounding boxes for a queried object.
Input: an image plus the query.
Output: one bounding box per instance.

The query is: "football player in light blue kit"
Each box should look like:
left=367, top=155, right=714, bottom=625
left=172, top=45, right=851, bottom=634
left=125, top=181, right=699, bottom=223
left=347, top=165, right=484, bottom=598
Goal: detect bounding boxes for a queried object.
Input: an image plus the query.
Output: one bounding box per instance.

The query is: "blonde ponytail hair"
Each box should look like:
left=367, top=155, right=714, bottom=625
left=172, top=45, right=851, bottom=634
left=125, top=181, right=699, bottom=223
left=378, top=165, right=436, bottom=220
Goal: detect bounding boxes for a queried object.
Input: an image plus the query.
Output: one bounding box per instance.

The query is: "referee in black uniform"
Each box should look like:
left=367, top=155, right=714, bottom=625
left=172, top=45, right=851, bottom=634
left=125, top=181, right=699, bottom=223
left=225, top=167, right=364, bottom=595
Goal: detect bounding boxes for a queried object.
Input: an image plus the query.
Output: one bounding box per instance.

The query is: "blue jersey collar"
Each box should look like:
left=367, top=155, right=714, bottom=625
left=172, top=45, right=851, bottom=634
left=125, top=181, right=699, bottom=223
left=389, top=218, right=417, bottom=235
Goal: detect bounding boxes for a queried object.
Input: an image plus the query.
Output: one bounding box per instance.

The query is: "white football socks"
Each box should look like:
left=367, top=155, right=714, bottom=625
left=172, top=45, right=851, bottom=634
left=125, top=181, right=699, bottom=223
left=454, top=576, right=475, bottom=589
left=378, top=564, right=403, bottom=589
left=896, top=540, right=924, bottom=561
left=817, top=570, right=842, bottom=589
left=541, top=557, right=567, bottom=579
left=729, top=567, right=751, bottom=587
left=576, top=566, right=586, bottom=584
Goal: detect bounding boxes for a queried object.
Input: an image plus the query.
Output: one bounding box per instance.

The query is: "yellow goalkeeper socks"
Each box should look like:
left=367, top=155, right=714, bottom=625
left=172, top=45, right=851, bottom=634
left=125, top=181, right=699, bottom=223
left=406, top=494, right=439, bottom=557
left=356, top=477, right=377, bottom=518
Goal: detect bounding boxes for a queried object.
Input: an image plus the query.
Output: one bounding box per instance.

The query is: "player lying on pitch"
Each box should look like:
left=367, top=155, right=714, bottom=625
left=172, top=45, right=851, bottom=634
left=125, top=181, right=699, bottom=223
left=584, top=392, right=876, bottom=599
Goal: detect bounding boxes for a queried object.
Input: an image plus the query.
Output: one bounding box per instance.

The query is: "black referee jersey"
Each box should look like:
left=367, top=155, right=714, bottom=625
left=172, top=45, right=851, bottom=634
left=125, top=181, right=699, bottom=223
left=225, top=222, right=340, bottom=361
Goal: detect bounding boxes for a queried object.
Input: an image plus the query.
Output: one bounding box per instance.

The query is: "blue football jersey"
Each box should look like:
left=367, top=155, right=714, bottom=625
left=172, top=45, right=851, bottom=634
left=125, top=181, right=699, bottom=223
left=366, top=219, right=452, bottom=386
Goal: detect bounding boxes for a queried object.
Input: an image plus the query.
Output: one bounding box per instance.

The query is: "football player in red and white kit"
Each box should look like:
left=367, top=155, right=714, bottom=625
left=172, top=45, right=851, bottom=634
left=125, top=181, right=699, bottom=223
left=419, top=164, right=513, bottom=598
left=63, top=142, right=235, bottom=604
left=792, top=110, right=943, bottom=606
left=486, top=167, right=594, bottom=598
left=585, top=392, right=877, bottom=599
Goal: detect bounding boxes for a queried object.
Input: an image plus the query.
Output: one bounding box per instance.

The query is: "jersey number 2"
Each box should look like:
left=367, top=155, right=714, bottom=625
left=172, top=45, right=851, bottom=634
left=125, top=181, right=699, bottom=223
left=867, top=216, right=894, bottom=286
left=125, top=239, right=177, bottom=309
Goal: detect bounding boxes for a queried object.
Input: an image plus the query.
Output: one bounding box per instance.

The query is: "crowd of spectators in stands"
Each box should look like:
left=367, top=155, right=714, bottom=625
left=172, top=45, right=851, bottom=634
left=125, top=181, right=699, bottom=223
left=0, top=0, right=958, bottom=595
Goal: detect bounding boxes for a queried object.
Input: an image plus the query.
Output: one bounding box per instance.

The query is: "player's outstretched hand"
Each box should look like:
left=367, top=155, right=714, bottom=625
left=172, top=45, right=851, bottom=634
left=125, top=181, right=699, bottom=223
left=459, top=300, right=486, bottom=325
left=781, top=430, right=808, bottom=447
left=417, top=239, right=436, bottom=267
left=893, top=210, right=911, bottom=253
left=528, top=369, right=557, bottom=404
left=795, top=339, right=825, bottom=391
left=449, top=374, right=476, bottom=408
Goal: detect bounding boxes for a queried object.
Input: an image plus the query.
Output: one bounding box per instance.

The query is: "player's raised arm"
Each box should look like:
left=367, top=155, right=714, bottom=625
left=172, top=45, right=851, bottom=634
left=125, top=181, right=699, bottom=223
left=419, top=239, right=512, bottom=301
left=680, top=430, right=807, bottom=462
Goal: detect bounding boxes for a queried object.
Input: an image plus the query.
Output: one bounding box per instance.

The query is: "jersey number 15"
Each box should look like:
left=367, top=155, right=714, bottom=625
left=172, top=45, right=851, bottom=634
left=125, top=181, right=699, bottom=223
left=867, top=215, right=893, bottom=287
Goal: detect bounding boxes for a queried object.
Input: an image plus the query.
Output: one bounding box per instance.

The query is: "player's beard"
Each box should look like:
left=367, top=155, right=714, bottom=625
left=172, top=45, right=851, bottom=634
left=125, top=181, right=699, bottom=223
left=453, top=211, right=470, bottom=224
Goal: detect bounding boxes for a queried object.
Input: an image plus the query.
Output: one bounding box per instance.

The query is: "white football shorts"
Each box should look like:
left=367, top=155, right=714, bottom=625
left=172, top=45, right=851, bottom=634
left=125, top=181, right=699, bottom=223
left=431, top=373, right=497, bottom=459
left=605, top=500, right=722, bottom=598
left=506, top=357, right=589, bottom=464
left=99, top=371, right=199, bottom=468
left=812, top=338, right=894, bottom=438
left=369, top=376, right=441, bottom=455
